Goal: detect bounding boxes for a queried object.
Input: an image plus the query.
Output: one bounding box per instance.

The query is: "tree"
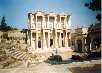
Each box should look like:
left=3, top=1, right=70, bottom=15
left=13, top=28, right=18, bottom=30
left=85, top=0, right=101, bottom=22
left=0, top=16, right=7, bottom=31
left=0, top=16, right=18, bottom=31
left=20, top=28, right=27, bottom=33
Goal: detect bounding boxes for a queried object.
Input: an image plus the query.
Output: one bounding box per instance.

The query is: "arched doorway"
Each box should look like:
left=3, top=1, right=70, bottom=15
left=77, top=39, right=82, bottom=52
left=92, top=37, right=101, bottom=49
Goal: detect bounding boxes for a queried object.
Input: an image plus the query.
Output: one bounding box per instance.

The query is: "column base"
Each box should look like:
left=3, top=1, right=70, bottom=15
left=42, top=46, right=45, bottom=49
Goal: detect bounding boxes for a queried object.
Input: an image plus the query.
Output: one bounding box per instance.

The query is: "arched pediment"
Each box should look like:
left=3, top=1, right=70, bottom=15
left=35, top=10, right=44, bottom=15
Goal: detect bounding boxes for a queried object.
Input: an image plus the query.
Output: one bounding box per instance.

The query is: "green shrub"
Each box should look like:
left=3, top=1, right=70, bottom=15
left=3, top=32, right=8, bottom=39
left=1, top=39, right=6, bottom=44
left=31, top=55, right=37, bottom=59
left=20, top=48, right=28, bottom=52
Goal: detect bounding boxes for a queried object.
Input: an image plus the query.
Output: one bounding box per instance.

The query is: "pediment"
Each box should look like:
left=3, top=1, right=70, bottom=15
left=36, top=10, right=44, bottom=15
left=60, top=12, right=66, bottom=16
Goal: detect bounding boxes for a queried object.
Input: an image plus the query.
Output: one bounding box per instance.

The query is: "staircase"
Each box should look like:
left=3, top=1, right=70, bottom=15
left=5, top=47, right=29, bottom=60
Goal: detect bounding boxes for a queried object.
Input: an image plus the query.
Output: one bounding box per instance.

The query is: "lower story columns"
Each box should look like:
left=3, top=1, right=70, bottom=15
left=30, top=31, right=71, bottom=50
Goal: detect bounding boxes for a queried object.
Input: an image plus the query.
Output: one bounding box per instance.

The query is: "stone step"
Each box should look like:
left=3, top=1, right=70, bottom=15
left=11, top=50, right=21, bottom=56
left=20, top=53, right=27, bottom=60
left=23, top=55, right=28, bottom=60
left=16, top=53, right=28, bottom=60
left=16, top=53, right=25, bottom=60
left=8, top=49, right=19, bottom=52
left=12, top=52, right=23, bottom=59
left=9, top=50, right=18, bottom=54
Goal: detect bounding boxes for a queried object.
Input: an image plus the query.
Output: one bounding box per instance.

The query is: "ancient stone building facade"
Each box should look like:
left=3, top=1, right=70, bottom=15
left=86, top=23, right=101, bottom=51
left=28, top=10, right=72, bottom=50
left=71, top=27, right=88, bottom=52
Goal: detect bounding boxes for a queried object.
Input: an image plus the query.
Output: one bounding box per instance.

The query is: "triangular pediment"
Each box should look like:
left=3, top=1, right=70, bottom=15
left=60, top=12, right=66, bottom=16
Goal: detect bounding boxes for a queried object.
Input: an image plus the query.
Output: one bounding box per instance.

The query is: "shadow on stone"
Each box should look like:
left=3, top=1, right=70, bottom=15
left=48, top=55, right=62, bottom=62
left=86, top=52, right=101, bottom=59
left=70, top=55, right=83, bottom=61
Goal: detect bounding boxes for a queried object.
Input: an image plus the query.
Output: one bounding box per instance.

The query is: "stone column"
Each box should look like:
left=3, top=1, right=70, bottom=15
left=30, top=14, right=32, bottom=28
left=64, top=17, right=65, bottom=28
left=54, top=32, right=56, bottom=48
left=90, top=38, right=93, bottom=51
left=69, top=32, right=71, bottom=47
left=42, top=32, right=45, bottom=49
left=70, top=33, right=72, bottom=47
left=54, top=30, right=57, bottom=48
left=53, top=33, right=55, bottom=48
left=54, top=16, right=57, bottom=28
left=42, top=16, right=43, bottom=28
left=30, top=31, right=32, bottom=47
left=64, top=31, right=67, bottom=47
left=43, top=16, right=46, bottom=28
left=36, top=15, right=37, bottom=28
left=48, top=33, right=50, bottom=48
left=75, top=39, right=78, bottom=51
left=82, top=38, right=85, bottom=52
left=65, top=17, right=67, bottom=28
left=67, top=33, right=69, bottom=47
left=59, top=33, right=61, bottom=48
left=65, top=31, right=68, bottom=47
left=36, top=33, right=38, bottom=49
left=60, top=16, right=61, bottom=28
left=60, top=16, right=61, bottom=23
left=60, top=33, right=62, bottom=48
left=69, top=15, right=71, bottom=28
left=48, top=16, right=49, bottom=28
left=84, top=38, right=86, bottom=52
left=58, top=33, right=59, bottom=48
left=63, top=32, right=65, bottom=47
left=41, top=40, right=42, bottom=49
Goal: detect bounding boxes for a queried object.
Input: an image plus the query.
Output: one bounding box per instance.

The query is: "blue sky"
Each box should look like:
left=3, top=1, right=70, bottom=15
left=0, top=0, right=100, bottom=32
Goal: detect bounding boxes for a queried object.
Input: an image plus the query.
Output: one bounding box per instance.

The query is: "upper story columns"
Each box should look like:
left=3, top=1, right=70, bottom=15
left=28, top=11, right=71, bottom=30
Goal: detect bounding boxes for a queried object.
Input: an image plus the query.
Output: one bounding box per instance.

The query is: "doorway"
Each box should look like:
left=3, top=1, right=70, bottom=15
left=77, top=39, right=82, bottom=52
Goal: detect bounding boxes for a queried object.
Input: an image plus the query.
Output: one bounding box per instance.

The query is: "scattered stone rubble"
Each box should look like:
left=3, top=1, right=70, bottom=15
left=0, top=47, right=15, bottom=69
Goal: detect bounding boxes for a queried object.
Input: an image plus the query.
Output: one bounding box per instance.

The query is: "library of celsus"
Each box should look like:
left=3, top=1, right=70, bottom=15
left=28, top=10, right=72, bottom=51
